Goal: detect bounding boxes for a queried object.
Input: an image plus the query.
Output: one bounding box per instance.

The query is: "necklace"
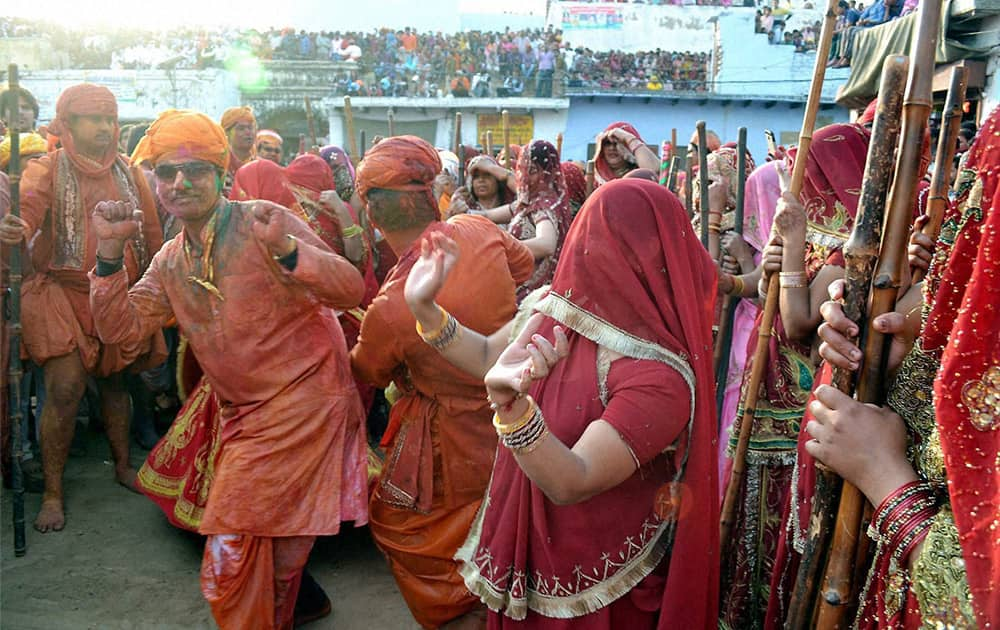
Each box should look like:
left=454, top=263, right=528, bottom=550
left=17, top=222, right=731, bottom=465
left=183, top=202, right=230, bottom=301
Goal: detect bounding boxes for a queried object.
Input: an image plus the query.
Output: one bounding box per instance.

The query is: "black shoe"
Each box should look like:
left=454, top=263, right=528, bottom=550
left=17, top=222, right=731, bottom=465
left=294, top=569, right=332, bottom=628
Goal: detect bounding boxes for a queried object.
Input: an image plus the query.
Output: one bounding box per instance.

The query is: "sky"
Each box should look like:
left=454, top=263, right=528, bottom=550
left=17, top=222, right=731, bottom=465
left=5, top=0, right=547, bottom=31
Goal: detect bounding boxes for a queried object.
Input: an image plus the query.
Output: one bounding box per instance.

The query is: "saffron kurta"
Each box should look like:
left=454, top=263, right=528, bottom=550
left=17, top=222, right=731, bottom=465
left=351, top=214, right=533, bottom=628
left=89, top=201, right=369, bottom=536
left=19, top=150, right=164, bottom=375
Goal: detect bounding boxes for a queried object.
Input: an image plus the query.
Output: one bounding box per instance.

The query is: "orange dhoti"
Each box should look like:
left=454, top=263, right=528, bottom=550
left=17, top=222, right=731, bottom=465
left=200, top=533, right=315, bottom=630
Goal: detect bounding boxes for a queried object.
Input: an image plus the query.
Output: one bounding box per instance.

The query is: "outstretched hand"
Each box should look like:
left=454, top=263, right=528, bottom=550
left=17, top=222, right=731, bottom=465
left=484, top=313, right=569, bottom=407
left=92, top=200, right=142, bottom=259
left=404, top=233, right=461, bottom=309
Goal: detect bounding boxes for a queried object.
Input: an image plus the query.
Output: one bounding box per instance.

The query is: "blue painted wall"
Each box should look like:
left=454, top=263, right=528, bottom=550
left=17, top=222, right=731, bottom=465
left=562, top=96, right=850, bottom=164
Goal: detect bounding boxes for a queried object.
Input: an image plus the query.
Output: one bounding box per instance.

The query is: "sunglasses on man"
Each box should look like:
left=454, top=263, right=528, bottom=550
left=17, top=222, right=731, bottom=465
left=154, top=162, right=218, bottom=182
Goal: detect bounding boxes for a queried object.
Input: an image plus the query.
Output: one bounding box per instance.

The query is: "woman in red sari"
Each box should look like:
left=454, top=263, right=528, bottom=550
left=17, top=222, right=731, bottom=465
left=592, top=122, right=659, bottom=187
left=720, top=123, right=870, bottom=627
left=768, top=107, right=1000, bottom=629
left=404, top=178, right=719, bottom=629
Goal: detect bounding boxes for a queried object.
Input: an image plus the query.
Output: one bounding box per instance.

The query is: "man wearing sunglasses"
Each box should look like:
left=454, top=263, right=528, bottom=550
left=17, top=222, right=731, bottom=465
left=88, top=109, right=368, bottom=630
left=0, top=83, right=164, bottom=535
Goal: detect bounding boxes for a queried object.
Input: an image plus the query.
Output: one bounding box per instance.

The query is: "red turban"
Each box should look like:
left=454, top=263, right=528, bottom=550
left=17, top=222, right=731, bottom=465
left=355, top=135, right=441, bottom=205
left=131, top=109, right=229, bottom=169
left=48, top=83, right=119, bottom=176
left=220, top=106, right=256, bottom=131
left=286, top=153, right=335, bottom=195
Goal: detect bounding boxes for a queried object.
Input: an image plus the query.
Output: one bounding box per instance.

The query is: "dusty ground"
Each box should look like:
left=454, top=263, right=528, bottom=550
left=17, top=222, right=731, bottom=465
left=1, top=430, right=418, bottom=630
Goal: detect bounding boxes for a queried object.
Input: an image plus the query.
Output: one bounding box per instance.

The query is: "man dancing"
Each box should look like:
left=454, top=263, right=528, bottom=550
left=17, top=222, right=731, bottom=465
left=89, top=109, right=369, bottom=629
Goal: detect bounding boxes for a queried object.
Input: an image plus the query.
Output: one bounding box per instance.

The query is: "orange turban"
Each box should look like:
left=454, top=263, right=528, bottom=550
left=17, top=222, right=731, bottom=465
left=355, top=135, right=441, bottom=205
left=131, top=109, right=229, bottom=169
left=47, top=83, right=119, bottom=175
left=0, top=132, right=48, bottom=169
left=220, top=106, right=256, bottom=131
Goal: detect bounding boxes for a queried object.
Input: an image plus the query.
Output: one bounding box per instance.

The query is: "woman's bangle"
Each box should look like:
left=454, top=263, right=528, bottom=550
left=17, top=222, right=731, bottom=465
left=728, top=275, right=745, bottom=296
left=342, top=224, right=363, bottom=238
left=779, top=271, right=809, bottom=289
left=708, top=224, right=722, bottom=234
left=493, top=396, right=536, bottom=435
left=498, top=400, right=549, bottom=454
left=416, top=305, right=449, bottom=340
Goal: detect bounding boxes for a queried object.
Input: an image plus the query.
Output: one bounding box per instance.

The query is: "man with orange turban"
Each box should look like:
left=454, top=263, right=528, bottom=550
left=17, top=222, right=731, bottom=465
left=93, top=109, right=369, bottom=630
left=219, top=105, right=256, bottom=191
left=351, top=135, right=534, bottom=628
left=255, top=129, right=283, bottom=164
left=0, top=83, right=164, bottom=534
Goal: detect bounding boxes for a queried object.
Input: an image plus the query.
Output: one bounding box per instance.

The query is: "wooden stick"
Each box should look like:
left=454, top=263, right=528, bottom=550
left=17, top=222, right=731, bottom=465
left=912, top=65, right=967, bottom=283
left=685, top=146, right=694, bottom=218
left=343, top=96, right=359, bottom=166
left=502, top=110, right=511, bottom=170
left=387, top=108, right=396, bottom=137
left=667, top=156, right=680, bottom=193
left=556, top=132, right=563, bottom=158
left=813, top=1, right=942, bottom=624
left=4, top=63, right=27, bottom=557
left=486, top=131, right=493, bottom=160
left=785, top=54, right=909, bottom=630
left=696, top=121, right=710, bottom=249
left=721, top=0, right=840, bottom=566
left=671, top=127, right=678, bottom=160
left=359, top=130, right=367, bottom=160
left=453, top=112, right=462, bottom=155
left=457, top=143, right=465, bottom=188
left=585, top=159, right=595, bottom=198
left=713, top=127, right=748, bottom=414
left=304, top=96, right=318, bottom=148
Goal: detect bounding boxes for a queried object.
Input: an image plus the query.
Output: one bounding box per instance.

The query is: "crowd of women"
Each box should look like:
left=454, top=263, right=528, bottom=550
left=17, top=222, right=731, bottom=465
left=1, top=80, right=996, bottom=629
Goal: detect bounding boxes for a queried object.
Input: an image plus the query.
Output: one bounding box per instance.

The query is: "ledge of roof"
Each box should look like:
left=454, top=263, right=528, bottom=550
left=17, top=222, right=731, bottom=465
left=325, top=97, right=571, bottom=110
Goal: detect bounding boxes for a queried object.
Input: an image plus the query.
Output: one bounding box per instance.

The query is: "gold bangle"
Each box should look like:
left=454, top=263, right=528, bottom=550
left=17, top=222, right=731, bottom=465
left=729, top=275, right=745, bottom=295
left=493, top=396, right=536, bottom=435
left=779, top=271, right=809, bottom=289
left=416, top=305, right=449, bottom=340
left=708, top=224, right=722, bottom=233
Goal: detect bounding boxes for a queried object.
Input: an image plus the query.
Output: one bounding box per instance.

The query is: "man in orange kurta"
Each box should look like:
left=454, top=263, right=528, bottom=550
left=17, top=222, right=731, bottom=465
left=0, top=83, right=164, bottom=533
left=352, top=136, right=533, bottom=629
left=219, top=105, right=257, bottom=193
left=87, top=110, right=369, bottom=630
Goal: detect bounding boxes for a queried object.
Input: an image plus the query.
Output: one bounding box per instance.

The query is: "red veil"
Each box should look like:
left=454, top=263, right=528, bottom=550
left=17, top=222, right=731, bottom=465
left=593, top=121, right=644, bottom=187
left=458, top=179, right=719, bottom=627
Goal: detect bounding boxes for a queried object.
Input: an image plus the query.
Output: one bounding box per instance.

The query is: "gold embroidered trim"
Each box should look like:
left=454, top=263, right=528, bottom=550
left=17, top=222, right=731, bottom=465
left=912, top=506, right=977, bottom=628
left=455, top=292, right=697, bottom=619
left=960, top=364, right=1000, bottom=432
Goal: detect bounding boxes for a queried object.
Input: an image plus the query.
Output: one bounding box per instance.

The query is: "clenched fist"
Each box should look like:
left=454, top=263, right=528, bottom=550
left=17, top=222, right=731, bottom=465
left=251, top=201, right=297, bottom=258
left=92, top=200, right=142, bottom=259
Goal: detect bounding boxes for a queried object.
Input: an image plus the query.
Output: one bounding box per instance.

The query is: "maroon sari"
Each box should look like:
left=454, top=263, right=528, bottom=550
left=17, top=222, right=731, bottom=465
left=457, top=179, right=719, bottom=629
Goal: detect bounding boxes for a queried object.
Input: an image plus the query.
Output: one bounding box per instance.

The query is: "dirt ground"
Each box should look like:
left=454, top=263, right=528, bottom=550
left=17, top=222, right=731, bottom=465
left=0, top=429, right=418, bottom=630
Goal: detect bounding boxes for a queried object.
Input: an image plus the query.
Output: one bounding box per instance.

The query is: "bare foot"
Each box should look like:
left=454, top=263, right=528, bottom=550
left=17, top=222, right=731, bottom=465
left=115, top=466, right=141, bottom=494
left=34, top=497, right=66, bottom=533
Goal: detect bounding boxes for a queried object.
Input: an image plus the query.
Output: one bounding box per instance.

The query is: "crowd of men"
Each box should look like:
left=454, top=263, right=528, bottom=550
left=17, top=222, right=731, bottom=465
left=0, top=61, right=997, bottom=630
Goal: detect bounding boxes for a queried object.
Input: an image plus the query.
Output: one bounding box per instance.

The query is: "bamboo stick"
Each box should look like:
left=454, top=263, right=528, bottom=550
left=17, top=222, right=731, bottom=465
left=685, top=146, right=694, bottom=218
left=387, top=108, right=396, bottom=137
left=4, top=63, right=27, bottom=557
left=813, top=2, right=942, bottom=625
left=721, top=0, right=841, bottom=565
left=912, top=65, right=967, bottom=283
left=453, top=112, right=462, bottom=155
left=585, top=159, right=595, bottom=198
left=304, top=96, right=317, bottom=148
left=785, top=54, right=909, bottom=630
left=457, top=143, right=465, bottom=188
left=502, top=110, right=511, bottom=170
left=556, top=132, right=563, bottom=158
left=671, top=127, right=678, bottom=160
left=713, top=127, right=748, bottom=415
left=486, top=131, right=493, bottom=160
left=667, top=156, right=680, bottom=192
left=697, top=121, right=710, bottom=249
left=343, top=96, right=359, bottom=166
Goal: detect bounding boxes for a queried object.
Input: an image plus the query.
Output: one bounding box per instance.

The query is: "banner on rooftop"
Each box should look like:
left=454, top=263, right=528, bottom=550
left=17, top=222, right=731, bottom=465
left=477, top=114, right=534, bottom=147
left=548, top=2, right=720, bottom=53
